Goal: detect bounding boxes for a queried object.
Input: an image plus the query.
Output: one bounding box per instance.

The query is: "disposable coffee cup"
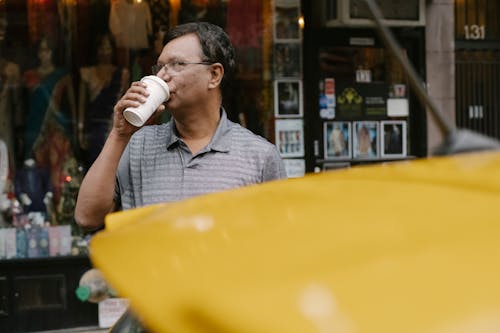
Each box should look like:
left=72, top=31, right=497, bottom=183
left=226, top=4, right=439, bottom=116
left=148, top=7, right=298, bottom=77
left=123, top=75, right=170, bottom=127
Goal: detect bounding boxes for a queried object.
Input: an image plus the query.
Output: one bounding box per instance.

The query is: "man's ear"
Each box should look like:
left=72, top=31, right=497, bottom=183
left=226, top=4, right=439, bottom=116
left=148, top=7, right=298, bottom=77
left=208, top=63, right=224, bottom=89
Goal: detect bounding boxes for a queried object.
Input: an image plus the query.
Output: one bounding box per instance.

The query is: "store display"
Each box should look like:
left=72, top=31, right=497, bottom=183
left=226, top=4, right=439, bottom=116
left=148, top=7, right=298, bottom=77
left=1, top=0, right=290, bottom=261
left=22, top=37, right=78, bottom=211
left=23, top=37, right=75, bottom=158
left=0, top=222, right=73, bottom=259
left=0, top=0, right=290, bottom=265
left=315, top=41, right=413, bottom=168
left=78, top=33, right=130, bottom=166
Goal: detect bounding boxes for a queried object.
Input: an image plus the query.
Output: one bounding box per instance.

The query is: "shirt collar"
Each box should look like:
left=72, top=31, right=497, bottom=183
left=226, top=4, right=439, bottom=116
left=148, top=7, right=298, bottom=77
left=166, top=107, right=232, bottom=153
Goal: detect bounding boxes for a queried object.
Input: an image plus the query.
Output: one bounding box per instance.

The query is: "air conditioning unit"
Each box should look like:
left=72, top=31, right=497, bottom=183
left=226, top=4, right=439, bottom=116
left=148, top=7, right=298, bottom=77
left=316, top=0, right=426, bottom=27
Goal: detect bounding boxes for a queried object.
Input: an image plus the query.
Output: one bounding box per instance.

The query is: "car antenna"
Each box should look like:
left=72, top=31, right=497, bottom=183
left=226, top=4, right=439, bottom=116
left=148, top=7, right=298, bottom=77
left=363, top=0, right=500, bottom=155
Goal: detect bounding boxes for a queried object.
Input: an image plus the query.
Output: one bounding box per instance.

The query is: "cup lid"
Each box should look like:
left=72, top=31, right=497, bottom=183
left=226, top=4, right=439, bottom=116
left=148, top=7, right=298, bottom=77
left=141, top=75, right=169, bottom=96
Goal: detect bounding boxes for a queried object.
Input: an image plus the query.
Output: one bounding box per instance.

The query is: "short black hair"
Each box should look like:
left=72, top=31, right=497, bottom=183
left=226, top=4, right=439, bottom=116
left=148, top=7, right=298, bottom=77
left=165, top=22, right=236, bottom=90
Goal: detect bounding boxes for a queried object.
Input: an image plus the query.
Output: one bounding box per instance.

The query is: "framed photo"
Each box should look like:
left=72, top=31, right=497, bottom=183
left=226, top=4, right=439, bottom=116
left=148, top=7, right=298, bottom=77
left=381, top=120, right=407, bottom=157
left=353, top=121, right=379, bottom=159
left=275, top=119, right=304, bottom=158
left=274, top=42, right=302, bottom=78
left=324, top=121, right=351, bottom=160
left=274, top=1, right=301, bottom=42
left=283, top=158, right=305, bottom=178
left=274, top=79, right=303, bottom=117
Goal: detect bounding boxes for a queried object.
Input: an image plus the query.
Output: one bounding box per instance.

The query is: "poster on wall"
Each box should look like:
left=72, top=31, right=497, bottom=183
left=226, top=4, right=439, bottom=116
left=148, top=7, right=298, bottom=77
left=353, top=121, right=379, bottom=159
left=274, top=0, right=301, bottom=42
left=335, top=83, right=388, bottom=119
left=274, top=43, right=302, bottom=78
left=336, top=85, right=363, bottom=118
left=361, top=83, right=387, bottom=117
left=319, top=78, right=336, bottom=119
left=324, top=121, right=351, bottom=160
left=274, top=79, right=303, bottom=118
left=381, top=120, right=407, bottom=157
left=275, top=119, right=304, bottom=158
left=283, top=158, right=305, bottom=178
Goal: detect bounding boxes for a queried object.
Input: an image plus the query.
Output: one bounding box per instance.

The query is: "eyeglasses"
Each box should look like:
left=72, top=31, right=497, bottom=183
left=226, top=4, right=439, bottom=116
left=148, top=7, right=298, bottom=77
left=151, top=61, right=213, bottom=75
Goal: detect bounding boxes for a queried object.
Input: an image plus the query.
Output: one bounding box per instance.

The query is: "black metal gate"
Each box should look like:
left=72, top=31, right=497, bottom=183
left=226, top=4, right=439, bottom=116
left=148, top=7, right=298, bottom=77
left=455, top=0, right=500, bottom=139
left=456, top=50, right=500, bottom=139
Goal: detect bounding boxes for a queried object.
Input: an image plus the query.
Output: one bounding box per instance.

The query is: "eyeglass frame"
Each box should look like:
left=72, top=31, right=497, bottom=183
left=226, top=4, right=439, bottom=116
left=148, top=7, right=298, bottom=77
left=151, top=60, right=214, bottom=75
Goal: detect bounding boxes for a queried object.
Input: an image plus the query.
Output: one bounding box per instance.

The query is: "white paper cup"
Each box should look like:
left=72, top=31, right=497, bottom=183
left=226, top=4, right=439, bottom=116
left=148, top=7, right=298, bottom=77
left=123, top=75, right=170, bottom=127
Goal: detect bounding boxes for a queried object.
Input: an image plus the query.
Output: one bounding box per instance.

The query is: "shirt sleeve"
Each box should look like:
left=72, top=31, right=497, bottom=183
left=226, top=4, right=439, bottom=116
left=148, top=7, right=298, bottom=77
left=262, top=144, right=288, bottom=181
left=114, top=143, right=132, bottom=211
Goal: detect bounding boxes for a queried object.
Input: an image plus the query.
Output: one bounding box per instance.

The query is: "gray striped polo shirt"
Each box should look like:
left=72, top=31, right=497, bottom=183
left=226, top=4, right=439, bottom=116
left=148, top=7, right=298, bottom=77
left=115, top=110, right=287, bottom=209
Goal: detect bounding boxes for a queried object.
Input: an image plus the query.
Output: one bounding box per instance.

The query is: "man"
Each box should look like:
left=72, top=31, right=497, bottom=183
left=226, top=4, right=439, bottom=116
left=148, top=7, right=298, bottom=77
left=75, top=22, right=287, bottom=232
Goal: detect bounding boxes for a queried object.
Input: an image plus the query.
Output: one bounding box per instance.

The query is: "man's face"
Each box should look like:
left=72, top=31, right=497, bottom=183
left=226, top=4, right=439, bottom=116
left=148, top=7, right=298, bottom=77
left=156, top=34, right=214, bottom=112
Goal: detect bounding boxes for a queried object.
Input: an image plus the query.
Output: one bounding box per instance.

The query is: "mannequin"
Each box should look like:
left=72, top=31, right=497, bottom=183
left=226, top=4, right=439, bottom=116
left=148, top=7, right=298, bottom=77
left=78, top=34, right=129, bottom=166
left=23, top=37, right=77, bottom=207
left=0, top=52, right=22, bottom=168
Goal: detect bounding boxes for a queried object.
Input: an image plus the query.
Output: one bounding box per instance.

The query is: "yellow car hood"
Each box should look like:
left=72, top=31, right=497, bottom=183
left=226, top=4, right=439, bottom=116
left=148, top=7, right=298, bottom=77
left=90, top=151, right=500, bottom=333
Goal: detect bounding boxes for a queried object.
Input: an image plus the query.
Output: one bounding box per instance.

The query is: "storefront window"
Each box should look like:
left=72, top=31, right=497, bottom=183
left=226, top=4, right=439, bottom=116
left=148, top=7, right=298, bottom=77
left=1, top=0, right=296, bottom=259
left=317, top=45, right=410, bottom=163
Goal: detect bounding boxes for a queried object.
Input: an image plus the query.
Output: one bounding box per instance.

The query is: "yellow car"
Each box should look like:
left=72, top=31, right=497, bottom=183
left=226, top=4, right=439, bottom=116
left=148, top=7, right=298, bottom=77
left=88, top=2, right=500, bottom=331
left=90, top=149, right=500, bottom=333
